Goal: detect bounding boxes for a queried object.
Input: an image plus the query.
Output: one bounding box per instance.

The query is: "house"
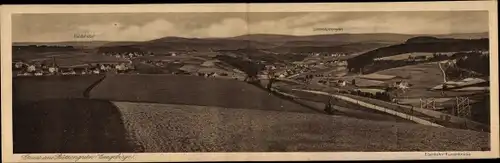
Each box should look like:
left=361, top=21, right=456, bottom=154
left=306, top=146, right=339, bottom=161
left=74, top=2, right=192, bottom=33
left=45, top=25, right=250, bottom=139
left=26, top=65, right=36, bottom=73
left=210, top=72, right=219, bottom=77
left=115, top=64, right=127, bottom=71
left=48, top=67, right=58, bottom=74
left=14, top=62, right=24, bottom=69
left=393, top=80, right=410, bottom=92
left=337, top=80, right=347, bottom=87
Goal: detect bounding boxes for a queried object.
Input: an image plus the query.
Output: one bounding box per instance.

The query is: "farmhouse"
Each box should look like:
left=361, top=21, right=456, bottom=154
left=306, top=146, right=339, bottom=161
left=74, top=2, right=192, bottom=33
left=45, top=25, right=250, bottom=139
left=14, top=62, right=24, bottom=69
left=337, top=80, right=347, bottom=87
left=392, top=80, right=410, bottom=90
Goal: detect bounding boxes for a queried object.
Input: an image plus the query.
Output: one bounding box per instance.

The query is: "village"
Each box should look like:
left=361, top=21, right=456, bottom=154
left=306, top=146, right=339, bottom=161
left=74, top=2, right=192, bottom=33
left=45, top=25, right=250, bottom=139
left=12, top=56, right=136, bottom=77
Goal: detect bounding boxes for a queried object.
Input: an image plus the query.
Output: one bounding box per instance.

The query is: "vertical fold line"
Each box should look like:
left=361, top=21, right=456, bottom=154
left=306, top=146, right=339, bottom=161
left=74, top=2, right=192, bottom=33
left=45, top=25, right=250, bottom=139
left=246, top=2, right=250, bottom=49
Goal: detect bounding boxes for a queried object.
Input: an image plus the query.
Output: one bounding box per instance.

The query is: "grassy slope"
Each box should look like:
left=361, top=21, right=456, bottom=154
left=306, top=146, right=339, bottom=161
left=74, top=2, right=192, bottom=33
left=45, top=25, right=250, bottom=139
left=13, top=99, right=143, bottom=153
left=89, top=74, right=318, bottom=114
left=13, top=75, right=105, bottom=102
left=114, top=102, right=490, bottom=152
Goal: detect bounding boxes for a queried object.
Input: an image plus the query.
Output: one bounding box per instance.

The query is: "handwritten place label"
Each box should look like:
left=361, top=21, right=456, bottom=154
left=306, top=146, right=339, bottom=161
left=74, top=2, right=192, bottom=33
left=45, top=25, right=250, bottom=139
left=21, top=153, right=135, bottom=162
left=313, top=27, right=344, bottom=32
left=74, top=33, right=96, bottom=39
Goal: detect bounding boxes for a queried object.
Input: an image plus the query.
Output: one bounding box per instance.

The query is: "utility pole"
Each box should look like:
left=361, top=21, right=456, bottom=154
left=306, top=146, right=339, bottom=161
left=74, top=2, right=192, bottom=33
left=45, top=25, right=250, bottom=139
left=455, top=96, right=471, bottom=128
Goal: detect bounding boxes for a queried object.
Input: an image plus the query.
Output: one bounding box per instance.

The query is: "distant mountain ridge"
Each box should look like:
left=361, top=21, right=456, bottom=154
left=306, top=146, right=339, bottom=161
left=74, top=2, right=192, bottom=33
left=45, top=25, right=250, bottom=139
left=14, top=32, right=488, bottom=46
left=14, top=32, right=489, bottom=57
left=229, top=32, right=489, bottom=44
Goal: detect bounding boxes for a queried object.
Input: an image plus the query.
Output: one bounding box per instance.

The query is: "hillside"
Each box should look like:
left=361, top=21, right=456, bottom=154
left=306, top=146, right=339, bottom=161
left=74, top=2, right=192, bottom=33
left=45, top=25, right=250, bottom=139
left=13, top=75, right=105, bottom=102
left=129, top=37, right=276, bottom=53
left=14, top=99, right=490, bottom=152
left=347, top=37, right=489, bottom=72
left=269, top=42, right=390, bottom=54
left=229, top=32, right=489, bottom=44
left=115, top=102, right=489, bottom=152
left=89, top=74, right=320, bottom=114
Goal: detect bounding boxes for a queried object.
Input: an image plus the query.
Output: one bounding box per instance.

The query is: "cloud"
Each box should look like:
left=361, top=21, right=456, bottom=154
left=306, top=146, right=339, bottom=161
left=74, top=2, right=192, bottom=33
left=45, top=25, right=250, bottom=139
left=75, top=19, right=177, bottom=41
left=247, top=12, right=488, bottom=35
left=69, top=17, right=248, bottom=41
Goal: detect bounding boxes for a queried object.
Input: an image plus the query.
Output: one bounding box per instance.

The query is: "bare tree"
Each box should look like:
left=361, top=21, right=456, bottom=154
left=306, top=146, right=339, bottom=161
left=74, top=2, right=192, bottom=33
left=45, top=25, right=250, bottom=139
left=438, top=61, right=453, bottom=96
left=437, top=61, right=448, bottom=83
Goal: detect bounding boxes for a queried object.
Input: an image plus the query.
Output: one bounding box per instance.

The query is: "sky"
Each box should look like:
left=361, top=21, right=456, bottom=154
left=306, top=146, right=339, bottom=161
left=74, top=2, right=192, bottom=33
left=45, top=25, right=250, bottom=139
left=12, top=11, right=489, bottom=42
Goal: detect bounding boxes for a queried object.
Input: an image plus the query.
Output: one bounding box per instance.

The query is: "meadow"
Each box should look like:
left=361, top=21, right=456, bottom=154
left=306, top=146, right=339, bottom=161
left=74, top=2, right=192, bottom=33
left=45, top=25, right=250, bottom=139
left=13, top=75, right=105, bottom=102
left=89, top=74, right=317, bottom=114
left=114, top=102, right=490, bottom=152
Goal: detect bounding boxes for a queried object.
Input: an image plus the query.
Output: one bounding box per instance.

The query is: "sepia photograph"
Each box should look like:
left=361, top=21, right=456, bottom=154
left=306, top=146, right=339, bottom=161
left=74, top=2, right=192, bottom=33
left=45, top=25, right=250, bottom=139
left=1, top=1, right=498, bottom=162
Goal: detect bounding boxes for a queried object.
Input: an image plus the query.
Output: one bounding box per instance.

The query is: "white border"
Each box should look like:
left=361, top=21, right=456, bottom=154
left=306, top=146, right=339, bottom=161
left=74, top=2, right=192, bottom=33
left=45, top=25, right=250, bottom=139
left=1, top=1, right=499, bottom=162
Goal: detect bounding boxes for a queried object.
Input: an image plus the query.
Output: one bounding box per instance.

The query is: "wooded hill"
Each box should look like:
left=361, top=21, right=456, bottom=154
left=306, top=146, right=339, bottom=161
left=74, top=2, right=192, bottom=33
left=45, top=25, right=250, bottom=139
left=347, top=37, right=489, bottom=73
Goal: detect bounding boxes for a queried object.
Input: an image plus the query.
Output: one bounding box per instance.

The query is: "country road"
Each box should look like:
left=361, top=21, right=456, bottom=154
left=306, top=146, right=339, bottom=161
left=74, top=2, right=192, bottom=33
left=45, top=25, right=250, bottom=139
left=291, top=88, right=444, bottom=127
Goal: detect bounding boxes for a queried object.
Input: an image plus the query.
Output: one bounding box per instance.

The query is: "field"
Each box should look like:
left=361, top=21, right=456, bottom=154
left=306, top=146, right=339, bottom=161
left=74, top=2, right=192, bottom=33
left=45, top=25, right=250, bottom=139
left=13, top=51, right=86, bottom=62
left=453, top=87, right=489, bottom=91
left=137, top=55, right=206, bottom=62
left=397, top=98, right=455, bottom=109
left=363, top=62, right=486, bottom=98
left=431, top=78, right=489, bottom=90
left=376, top=52, right=434, bottom=61
left=131, top=61, right=167, bottom=74
left=355, top=88, right=386, bottom=94
left=89, top=74, right=318, bottom=114
left=114, top=102, right=490, bottom=152
left=73, top=54, right=130, bottom=64
left=353, top=78, right=386, bottom=87
left=14, top=52, right=130, bottom=67
left=14, top=99, right=490, bottom=153
left=359, top=73, right=398, bottom=80
left=13, top=99, right=143, bottom=153
left=13, top=75, right=105, bottom=102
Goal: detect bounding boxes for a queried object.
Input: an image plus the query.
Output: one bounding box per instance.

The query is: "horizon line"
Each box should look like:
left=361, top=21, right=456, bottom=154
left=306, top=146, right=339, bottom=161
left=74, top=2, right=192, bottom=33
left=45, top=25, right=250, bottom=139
left=12, top=31, right=490, bottom=43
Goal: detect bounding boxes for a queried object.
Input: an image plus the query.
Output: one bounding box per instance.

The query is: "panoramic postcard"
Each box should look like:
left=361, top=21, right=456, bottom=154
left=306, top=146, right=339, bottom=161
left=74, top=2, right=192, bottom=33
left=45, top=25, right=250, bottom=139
left=1, top=2, right=498, bottom=162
